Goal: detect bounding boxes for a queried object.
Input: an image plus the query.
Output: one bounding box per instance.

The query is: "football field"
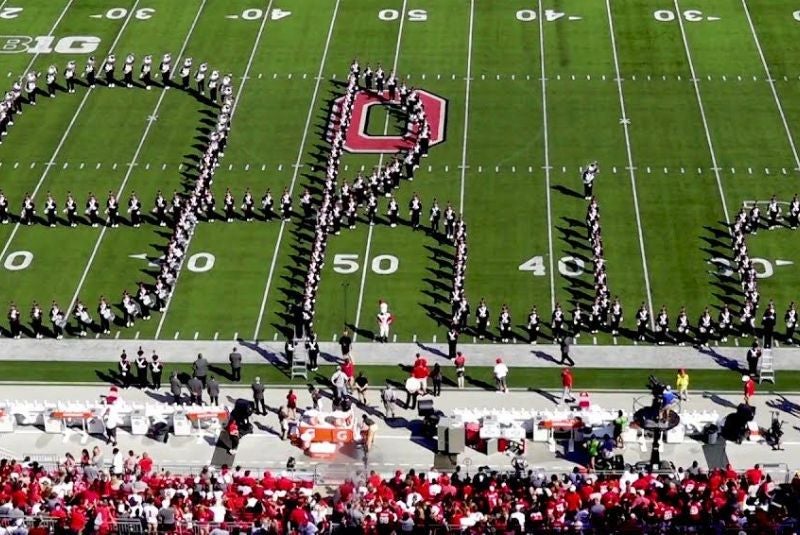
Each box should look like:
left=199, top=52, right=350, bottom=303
left=1, top=0, right=800, bottom=346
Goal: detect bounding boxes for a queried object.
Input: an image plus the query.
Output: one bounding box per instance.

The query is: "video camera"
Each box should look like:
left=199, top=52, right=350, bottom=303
left=647, top=375, right=667, bottom=397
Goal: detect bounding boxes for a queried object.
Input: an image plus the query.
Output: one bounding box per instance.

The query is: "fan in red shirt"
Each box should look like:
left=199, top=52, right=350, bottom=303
left=745, top=464, right=764, bottom=486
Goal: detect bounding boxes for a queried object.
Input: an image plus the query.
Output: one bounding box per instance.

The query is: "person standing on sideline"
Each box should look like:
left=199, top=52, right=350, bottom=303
left=338, top=329, right=352, bottom=360
left=286, top=389, right=298, bottom=420
left=251, top=377, right=266, bottom=415
left=743, top=375, right=756, bottom=405
left=404, top=376, right=422, bottom=410
left=308, top=384, right=322, bottom=411
left=188, top=374, right=203, bottom=405
left=381, top=383, right=396, bottom=418
left=118, top=351, right=132, bottom=389
left=560, top=367, right=575, bottom=405
left=454, top=352, right=466, bottom=389
left=354, top=372, right=369, bottom=405
left=447, top=325, right=459, bottom=359
left=277, top=405, right=289, bottom=440
left=229, top=347, right=242, bottom=382
left=431, top=363, right=443, bottom=396
left=330, top=366, right=349, bottom=405
left=193, top=353, right=209, bottom=388
left=560, top=335, right=575, bottom=366
left=306, top=335, right=320, bottom=371
left=207, top=376, right=220, bottom=406
left=493, top=358, right=509, bottom=393
left=150, top=353, right=163, bottom=390
left=613, top=410, right=628, bottom=448
left=361, top=415, right=377, bottom=456
left=746, top=341, right=762, bottom=379
left=676, top=369, right=689, bottom=401
left=135, top=347, right=148, bottom=388
left=169, top=371, right=182, bottom=404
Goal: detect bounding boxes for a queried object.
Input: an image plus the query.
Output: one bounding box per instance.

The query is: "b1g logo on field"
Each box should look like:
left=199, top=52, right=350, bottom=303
left=333, top=89, right=447, bottom=153
left=0, top=35, right=101, bottom=54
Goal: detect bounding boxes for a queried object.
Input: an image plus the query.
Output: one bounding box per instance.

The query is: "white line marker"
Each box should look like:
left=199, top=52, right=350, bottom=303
left=115, top=331, right=120, bottom=339
left=539, top=0, right=556, bottom=312
left=213, top=332, right=219, bottom=340
left=71, top=0, right=208, bottom=320
left=134, top=331, right=140, bottom=340
left=741, top=0, right=800, bottom=171
left=194, top=332, right=199, bottom=340
left=606, top=0, right=654, bottom=327
left=174, top=331, right=179, bottom=340
left=352, top=0, right=409, bottom=342
left=253, top=0, right=341, bottom=340
left=674, top=0, right=730, bottom=227
left=0, top=0, right=138, bottom=266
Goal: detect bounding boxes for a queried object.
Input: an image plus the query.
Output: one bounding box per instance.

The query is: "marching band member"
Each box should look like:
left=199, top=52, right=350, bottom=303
left=50, top=301, right=66, bottom=339
left=160, top=53, right=172, bottom=86
left=106, top=191, right=119, bottom=228
left=86, top=192, right=100, bottom=227
left=7, top=302, right=20, bottom=339
left=195, top=62, right=208, bottom=94
left=123, top=53, right=135, bottom=88
left=64, top=60, right=76, bottom=93
left=85, top=56, right=96, bottom=88
left=179, top=57, right=192, bottom=89
left=98, top=296, right=113, bottom=335
left=128, top=192, right=141, bottom=227
left=30, top=301, right=43, bottom=339
left=73, top=300, right=93, bottom=337
left=46, top=65, right=57, bottom=97
left=140, top=54, right=153, bottom=90
left=44, top=192, right=57, bottom=227
left=104, top=53, right=116, bottom=87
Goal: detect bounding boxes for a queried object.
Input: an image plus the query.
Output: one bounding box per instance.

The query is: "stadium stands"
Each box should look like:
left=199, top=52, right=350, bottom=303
left=0, top=452, right=797, bottom=534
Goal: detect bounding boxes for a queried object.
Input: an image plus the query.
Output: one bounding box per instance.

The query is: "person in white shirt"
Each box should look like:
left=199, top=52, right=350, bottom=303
left=493, top=358, right=509, bottom=393
left=331, top=367, right=349, bottom=403
left=111, top=448, right=123, bottom=477
left=210, top=499, right=226, bottom=523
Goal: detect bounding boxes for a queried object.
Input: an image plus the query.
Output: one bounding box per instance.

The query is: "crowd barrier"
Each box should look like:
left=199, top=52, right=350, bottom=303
left=2, top=516, right=797, bottom=535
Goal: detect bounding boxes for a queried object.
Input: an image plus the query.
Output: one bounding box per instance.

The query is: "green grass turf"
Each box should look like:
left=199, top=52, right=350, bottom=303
left=0, top=0, right=799, bottom=349
left=0, top=360, right=795, bottom=392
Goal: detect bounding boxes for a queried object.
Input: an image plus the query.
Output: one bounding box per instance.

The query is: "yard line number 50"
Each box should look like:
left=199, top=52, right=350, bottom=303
left=333, top=253, right=399, bottom=275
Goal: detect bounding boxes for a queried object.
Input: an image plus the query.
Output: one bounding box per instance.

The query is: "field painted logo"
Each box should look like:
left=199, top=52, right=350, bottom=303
left=332, top=88, right=447, bottom=153
left=0, top=36, right=101, bottom=54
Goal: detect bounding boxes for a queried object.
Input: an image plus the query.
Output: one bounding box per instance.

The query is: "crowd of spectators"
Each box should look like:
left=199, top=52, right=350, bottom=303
left=0, top=450, right=798, bottom=534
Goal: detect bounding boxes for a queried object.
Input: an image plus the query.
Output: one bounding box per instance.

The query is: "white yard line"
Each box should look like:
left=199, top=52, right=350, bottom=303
left=68, top=0, right=207, bottom=316
left=605, top=0, right=655, bottom=327
left=538, top=0, right=556, bottom=312
left=673, top=0, right=731, bottom=225
left=0, top=0, right=141, bottom=267
left=741, top=0, right=800, bottom=171
left=458, top=0, right=474, bottom=215
left=351, top=0, right=409, bottom=342
left=251, top=0, right=342, bottom=341
left=16, top=0, right=75, bottom=80
left=155, top=0, right=277, bottom=339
